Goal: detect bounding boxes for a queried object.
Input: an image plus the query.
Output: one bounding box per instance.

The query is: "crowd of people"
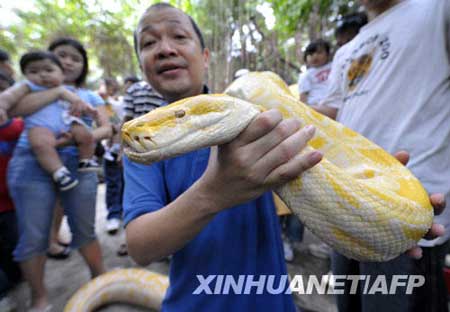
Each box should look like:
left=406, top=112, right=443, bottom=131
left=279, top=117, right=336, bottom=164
left=0, top=0, right=449, bottom=311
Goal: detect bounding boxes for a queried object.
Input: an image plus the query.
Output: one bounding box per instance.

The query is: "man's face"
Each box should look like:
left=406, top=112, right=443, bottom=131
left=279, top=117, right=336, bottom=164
left=136, top=7, right=209, bottom=102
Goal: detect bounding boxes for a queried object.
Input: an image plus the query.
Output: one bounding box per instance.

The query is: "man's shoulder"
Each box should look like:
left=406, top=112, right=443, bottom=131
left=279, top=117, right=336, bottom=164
left=330, top=43, right=354, bottom=67
left=127, top=81, right=151, bottom=92
left=127, top=81, right=163, bottom=98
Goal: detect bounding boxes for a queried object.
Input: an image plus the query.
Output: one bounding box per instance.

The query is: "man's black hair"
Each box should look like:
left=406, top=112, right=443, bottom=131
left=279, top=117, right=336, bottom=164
left=303, top=39, right=331, bottom=63
left=133, top=2, right=206, bottom=61
left=19, top=50, right=64, bottom=74
left=48, top=37, right=89, bottom=87
left=0, top=49, right=10, bottom=62
left=335, top=12, right=368, bottom=37
left=124, top=76, right=140, bottom=84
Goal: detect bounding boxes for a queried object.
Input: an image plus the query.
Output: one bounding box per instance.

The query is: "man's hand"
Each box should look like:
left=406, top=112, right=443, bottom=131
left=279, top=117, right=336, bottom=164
left=393, top=151, right=446, bottom=259
left=199, top=109, right=322, bottom=212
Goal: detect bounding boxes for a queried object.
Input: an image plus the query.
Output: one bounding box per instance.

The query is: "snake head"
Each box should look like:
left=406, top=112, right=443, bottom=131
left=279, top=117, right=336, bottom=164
left=122, top=94, right=261, bottom=164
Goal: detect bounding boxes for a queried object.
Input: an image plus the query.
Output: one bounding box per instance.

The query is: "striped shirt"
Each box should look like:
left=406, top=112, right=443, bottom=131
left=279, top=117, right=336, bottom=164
left=123, top=81, right=165, bottom=118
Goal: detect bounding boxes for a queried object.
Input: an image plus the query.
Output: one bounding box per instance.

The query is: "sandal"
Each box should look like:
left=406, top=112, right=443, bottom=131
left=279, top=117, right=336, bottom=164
left=57, top=240, right=70, bottom=248
left=46, top=246, right=71, bottom=260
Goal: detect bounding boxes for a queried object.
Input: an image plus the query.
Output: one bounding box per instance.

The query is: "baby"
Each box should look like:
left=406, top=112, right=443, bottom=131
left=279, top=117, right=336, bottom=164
left=0, top=51, right=98, bottom=191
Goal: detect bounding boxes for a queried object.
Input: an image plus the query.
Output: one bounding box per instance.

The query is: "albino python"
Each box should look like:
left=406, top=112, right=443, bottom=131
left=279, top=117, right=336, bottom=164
left=65, top=71, right=434, bottom=311
left=122, top=71, right=433, bottom=262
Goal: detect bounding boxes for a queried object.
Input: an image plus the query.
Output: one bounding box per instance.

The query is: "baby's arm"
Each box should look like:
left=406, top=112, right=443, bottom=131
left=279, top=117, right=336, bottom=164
left=61, top=89, right=98, bottom=119
left=0, top=83, right=30, bottom=123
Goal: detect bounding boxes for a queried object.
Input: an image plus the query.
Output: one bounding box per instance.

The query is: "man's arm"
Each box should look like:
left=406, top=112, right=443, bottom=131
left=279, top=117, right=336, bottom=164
left=299, top=92, right=309, bottom=104
left=311, top=105, right=338, bottom=119
left=126, top=109, right=322, bottom=265
left=298, top=71, right=311, bottom=104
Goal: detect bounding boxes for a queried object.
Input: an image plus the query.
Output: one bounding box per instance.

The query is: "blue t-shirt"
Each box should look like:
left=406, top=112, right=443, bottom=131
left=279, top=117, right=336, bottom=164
left=21, top=80, right=68, bottom=134
left=123, top=148, right=296, bottom=312
left=17, top=83, right=104, bottom=150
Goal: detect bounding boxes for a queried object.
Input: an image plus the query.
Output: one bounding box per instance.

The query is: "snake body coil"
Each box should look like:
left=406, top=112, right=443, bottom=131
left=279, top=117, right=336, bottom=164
left=122, top=72, right=433, bottom=262
left=64, top=268, right=169, bottom=311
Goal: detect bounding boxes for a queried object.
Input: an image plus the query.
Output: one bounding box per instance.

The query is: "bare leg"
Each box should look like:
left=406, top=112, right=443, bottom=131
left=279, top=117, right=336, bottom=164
left=29, top=127, right=64, bottom=173
left=19, top=255, right=48, bottom=310
left=47, top=200, right=67, bottom=254
left=71, top=124, right=95, bottom=160
left=78, top=240, right=105, bottom=278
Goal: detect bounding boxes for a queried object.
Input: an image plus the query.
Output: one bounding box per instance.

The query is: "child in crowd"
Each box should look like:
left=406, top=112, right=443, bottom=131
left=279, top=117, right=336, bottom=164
left=98, top=77, right=122, bottom=162
left=298, top=39, right=332, bottom=106
left=0, top=51, right=98, bottom=191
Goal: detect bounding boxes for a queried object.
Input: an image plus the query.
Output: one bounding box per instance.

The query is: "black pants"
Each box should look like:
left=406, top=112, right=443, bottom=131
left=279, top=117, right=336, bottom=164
left=332, top=241, right=449, bottom=312
left=0, top=210, right=21, bottom=296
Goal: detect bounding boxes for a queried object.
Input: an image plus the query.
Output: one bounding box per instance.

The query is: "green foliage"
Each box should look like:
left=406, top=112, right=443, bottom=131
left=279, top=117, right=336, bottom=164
left=0, top=0, right=361, bottom=85
left=0, top=0, right=144, bottom=80
left=271, top=0, right=357, bottom=38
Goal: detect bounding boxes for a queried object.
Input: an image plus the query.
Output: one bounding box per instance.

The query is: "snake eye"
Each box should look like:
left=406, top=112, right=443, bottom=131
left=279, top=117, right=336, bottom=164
left=174, top=110, right=185, bottom=118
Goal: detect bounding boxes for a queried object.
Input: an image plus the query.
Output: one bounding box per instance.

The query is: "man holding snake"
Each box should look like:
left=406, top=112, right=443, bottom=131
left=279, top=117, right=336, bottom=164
left=123, top=3, right=445, bottom=311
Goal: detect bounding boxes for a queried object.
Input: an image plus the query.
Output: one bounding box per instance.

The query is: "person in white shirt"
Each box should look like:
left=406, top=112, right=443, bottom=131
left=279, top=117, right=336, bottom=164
left=317, top=0, right=450, bottom=311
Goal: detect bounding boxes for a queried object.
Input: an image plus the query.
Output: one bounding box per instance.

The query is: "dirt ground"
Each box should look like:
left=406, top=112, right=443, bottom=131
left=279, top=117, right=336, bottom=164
left=7, top=184, right=337, bottom=312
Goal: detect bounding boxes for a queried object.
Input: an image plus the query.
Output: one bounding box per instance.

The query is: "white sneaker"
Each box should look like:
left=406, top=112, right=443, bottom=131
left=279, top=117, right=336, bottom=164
left=308, top=243, right=331, bottom=259
left=106, top=218, right=121, bottom=234
left=283, top=240, right=294, bottom=262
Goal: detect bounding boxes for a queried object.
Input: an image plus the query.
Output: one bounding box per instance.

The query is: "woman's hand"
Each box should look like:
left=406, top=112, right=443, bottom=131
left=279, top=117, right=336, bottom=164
left=59, top=88, right=93, bottom=117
